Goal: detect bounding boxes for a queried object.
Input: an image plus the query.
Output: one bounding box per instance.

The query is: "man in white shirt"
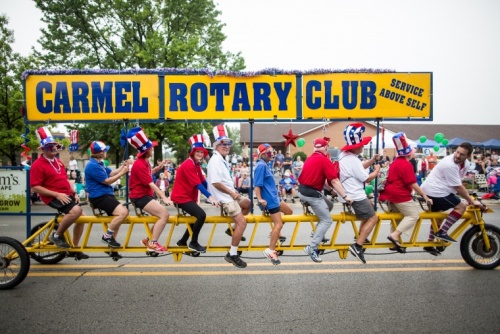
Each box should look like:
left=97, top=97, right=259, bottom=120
left=207, top=124, right=251, bottom=268
left=421, top=142, right=481, bottom=251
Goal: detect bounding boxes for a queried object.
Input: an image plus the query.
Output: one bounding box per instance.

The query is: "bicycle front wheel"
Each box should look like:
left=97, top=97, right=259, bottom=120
left=460, top=224, right=500, bottom=270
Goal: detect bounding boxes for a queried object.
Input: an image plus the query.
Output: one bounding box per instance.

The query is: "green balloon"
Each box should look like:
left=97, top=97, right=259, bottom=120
left=297, top=138, right=305, bottom=147
left=103, top=159, right=110, bottom=166
left=434, top=133, right=444, bottom=143
left=441, top=138, right=449, bottom=146
left=433, top=145, right=440, bottom=152
left=365, top=184, right=374, bottom=195
left=419, top=135, right=427, bottom=143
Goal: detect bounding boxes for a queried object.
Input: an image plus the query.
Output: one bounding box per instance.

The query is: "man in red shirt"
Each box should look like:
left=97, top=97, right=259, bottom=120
left=298, top=137, right=352, bottom=263
left=128, top=127, right=172, bottom=253
left=30, top=127, right=88, bottom=259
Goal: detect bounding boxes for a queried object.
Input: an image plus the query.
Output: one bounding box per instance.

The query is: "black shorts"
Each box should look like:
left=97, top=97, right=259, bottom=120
left=352, top=198, right=375, bottom=220
left=48, top=197, right=78, bottom=214
left=89, top=195, right=121, bottom=216
left=428, top=194, right=461, bottom=212
left=130, top=196, right=154, bottom=210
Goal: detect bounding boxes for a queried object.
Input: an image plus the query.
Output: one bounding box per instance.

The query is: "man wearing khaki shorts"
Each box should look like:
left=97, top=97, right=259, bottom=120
left=207, top=124, right=251, bottom=268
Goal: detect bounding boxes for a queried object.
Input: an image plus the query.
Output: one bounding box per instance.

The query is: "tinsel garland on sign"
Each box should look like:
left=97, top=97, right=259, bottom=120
left=22, top=68, right=396, bottom=79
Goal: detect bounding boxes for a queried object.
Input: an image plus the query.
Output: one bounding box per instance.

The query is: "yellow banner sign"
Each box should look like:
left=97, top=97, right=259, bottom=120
left=163, top=75, right=297, bottom=120
left=302, top=73, right=432, bottom=119
left=25, top=75, right=159, bottom=121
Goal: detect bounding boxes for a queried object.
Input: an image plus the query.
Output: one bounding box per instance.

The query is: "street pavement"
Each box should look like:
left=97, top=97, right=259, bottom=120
left=1, top=200, right=499, bottom=333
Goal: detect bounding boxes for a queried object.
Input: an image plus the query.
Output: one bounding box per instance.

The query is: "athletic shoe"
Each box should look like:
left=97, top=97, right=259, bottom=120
left=304, top=245, right=322, bottom=263
left=101, top=235, right=121, bottom=248
left=225, top=228, right=246, bottom=241
left=188, top=242, right=207, bottom=253
left=435, top=231, right=456, bottom=243
left=49, top=233, right=71, bottom=248
left=224, top=252, right=247, bottom=268
left=263, top=248, right=281, bottom=265
left=147, top=241, right=167, bottom=253
left=349, top=243, right=366, bottom=264
left=140, top=237, right=149, bottom=248
left=176, top=240, right=187, bottom=247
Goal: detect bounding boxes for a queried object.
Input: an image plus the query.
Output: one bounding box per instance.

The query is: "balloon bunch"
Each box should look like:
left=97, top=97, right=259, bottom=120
left=419, top=133, right=449, bottom=152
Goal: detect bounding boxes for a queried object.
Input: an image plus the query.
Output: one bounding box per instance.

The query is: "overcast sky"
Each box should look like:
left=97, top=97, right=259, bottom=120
left=2, top=0, right=499, bottom=126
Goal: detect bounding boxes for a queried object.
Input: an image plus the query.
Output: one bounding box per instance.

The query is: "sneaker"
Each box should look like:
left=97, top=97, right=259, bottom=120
left=101, top=235, right=121, bottom=248
left=49, top=233, right=71, bottom=248
left=224, top=252, right=247, bottom=268
left=188, top=242, right=207, bottom=253
left=263, top=248, right=281, bottom=265
left=435, top=231, right=456, bottom=243
left=176, top=240, right=187, bottom=247
left=304, top=245, right=322, bottom=263
left=225, top=228, right=246, bottom=242
left=349, top=243, right=366, bottom=264
left=67, top=251, right=90, bottom=260
left=140, top=237, right=149, bottom=248
left=147, top=241, right=167, bottom=253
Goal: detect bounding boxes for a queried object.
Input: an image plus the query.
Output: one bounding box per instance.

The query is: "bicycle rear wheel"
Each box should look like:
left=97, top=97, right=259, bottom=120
left=28, top=222, right=67, bottom=264
left=0, top=236, right=30, bottom=290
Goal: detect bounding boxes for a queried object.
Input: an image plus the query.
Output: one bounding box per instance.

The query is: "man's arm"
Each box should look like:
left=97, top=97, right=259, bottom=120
left=212, top=182, right=240, bottom=200
left=455, top=184, right=481, bottom=206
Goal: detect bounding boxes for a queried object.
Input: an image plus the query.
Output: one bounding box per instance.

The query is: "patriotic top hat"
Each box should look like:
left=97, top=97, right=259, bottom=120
left=341, top=123, right=372, bottom=151
left=36, top=126, right=62, bottom=150
left=393, top=132, right=415, bottom=157
left=212, top=124, right=233, bottom=148
left=127, top=127, right=157, bottom=157
left=189, top=134, right=209, bottom=158
left=90, top=141, right=109, bottom=154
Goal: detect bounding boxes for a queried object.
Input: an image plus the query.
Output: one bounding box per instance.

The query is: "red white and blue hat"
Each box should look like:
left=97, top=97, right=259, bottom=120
left=127, top=127, right=157, bottom=157
left=341, top=123, right=372, bottom=151
left=36, top=126, right=62, bottom=150
left=189, top=134, right=209, bottom=158
left=90, top=141, right=109, bottom=154
left=393, top=132, right=416, bottom=157
left=212, top=124, right=233, bottom=148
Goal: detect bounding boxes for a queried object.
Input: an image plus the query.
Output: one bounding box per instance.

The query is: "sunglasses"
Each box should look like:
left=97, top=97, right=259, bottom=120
left=219, top=141, right=233, bottom=147
left=43, top=143, right=62, bottom=152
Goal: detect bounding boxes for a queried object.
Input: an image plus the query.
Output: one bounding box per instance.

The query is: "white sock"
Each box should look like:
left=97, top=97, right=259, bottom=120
left=229, top=246, right=238, bottom=256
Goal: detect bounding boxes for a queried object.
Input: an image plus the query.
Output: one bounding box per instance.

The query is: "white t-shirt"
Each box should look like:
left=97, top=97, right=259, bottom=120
left=207, top=151, right=234, bottom=204
left=69, top=159, right=78, bottom=171
left=339, top=151, right=369, bottom=201
left=421, top=154, right=470, bottom=197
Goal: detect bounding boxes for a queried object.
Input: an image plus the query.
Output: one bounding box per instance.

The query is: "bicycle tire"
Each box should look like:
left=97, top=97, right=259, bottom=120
left=0, top=236, right=30, bottom=290
left=28, top=222, right=66, bottom=264
left=460, top=224, right=500, bottom=270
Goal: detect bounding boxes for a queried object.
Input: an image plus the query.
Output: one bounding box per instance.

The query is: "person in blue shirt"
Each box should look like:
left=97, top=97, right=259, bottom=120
left=254, top=143, right=292, bottom=265
left=85, top=141, right=130, bottom=248
left=279, top=170, right=298, bottom=203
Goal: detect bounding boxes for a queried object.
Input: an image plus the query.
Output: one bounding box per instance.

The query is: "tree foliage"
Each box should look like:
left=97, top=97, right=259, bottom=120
left=33, top=0, right=245, bottom=162
left=0, top=15, right=41, bottom=165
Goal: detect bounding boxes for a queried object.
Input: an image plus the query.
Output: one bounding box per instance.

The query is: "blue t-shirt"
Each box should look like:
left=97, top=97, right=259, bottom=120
left=85, top=158, right=114, bottom=199
left=279, top=176, right=297, bottom=191
left=253, top=159, right=280, bottom=210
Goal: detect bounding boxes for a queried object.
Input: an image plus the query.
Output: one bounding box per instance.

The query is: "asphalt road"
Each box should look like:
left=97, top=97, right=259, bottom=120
left=1, top=200, right=500, bottom=333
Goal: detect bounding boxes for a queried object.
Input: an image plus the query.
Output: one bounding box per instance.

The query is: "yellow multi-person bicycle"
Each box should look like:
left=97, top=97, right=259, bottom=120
left=1, top=197, right=499, bottom=290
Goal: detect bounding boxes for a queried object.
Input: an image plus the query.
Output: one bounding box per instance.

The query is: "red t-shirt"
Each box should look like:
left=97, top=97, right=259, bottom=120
left=298, top=151, right=339, bottom=191
left=129, top=157, right=153, bottom=199
left=171, top=157, right=206, bottom=204
left=379, top=156, right=416, bottom=203
left=30, top=156, right=73, bottom=204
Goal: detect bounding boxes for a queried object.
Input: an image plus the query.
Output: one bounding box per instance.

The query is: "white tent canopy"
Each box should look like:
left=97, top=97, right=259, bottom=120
left=369, top=129, right=416, bottom=151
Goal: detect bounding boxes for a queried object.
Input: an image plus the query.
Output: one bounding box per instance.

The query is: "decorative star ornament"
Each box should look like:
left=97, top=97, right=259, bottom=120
left=283, top=128, right=299, bottom=147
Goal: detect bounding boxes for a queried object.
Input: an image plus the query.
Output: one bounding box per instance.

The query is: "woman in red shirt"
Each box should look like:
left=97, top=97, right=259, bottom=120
left=128, top=127, right=172, bottom=253
left=171, top=134, right=219, bottom=253
left=379, top=133, right=432, bottom=252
